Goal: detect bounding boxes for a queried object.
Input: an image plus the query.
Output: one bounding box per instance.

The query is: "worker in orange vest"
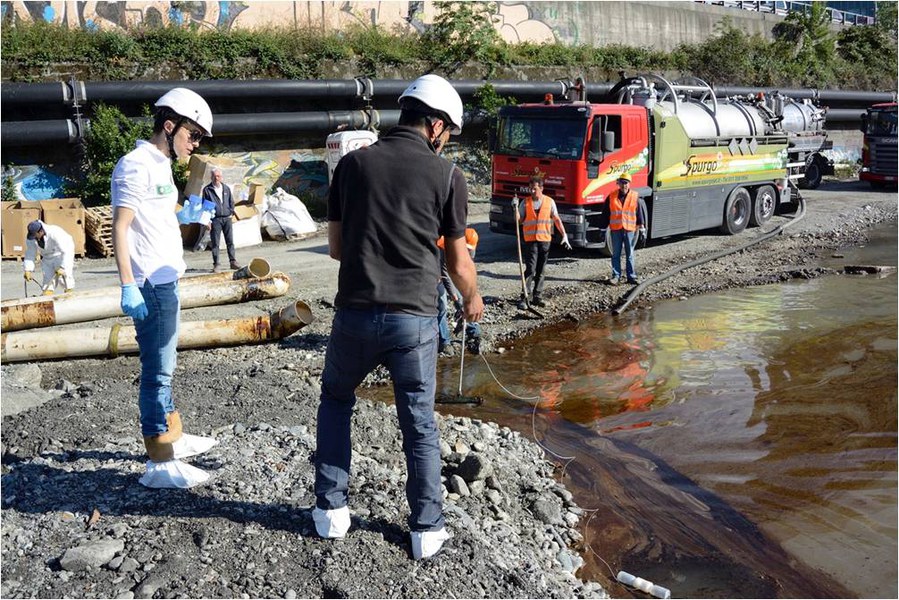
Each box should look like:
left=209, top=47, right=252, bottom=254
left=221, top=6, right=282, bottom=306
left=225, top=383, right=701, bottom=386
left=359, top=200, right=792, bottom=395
left=607, top=171, right=644, bottom=285
left=513, top=174, right=570, bottom=309
left=437, top=228, right=481, bottom=353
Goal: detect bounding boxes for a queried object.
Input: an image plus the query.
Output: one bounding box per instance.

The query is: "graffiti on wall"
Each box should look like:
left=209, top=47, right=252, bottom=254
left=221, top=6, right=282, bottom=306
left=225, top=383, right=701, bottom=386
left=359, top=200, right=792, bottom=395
left=0, top=1, right=559, bottom=43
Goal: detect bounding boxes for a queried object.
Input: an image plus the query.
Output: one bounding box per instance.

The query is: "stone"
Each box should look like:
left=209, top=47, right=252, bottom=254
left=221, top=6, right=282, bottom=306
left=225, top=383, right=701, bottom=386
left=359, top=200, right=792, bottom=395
left=456, top=453, right=493, bottom=482
left=448, top=474, right=470, bottom=496
left=59, top=539, right=125, bottom=572
left=531, top=497, right=563, bottom=525
left=134, top=574, right=166, bottom=599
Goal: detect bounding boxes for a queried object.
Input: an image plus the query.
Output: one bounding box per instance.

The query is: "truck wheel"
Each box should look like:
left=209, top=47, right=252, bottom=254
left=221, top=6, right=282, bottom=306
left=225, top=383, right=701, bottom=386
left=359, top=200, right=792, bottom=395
left=750, top=185, right=777, bottom=227
left=720, top=187, right=750, bottom=235
left=600, top=228, right=613, bottom=258
left=800, top=157, right=823, bottom=189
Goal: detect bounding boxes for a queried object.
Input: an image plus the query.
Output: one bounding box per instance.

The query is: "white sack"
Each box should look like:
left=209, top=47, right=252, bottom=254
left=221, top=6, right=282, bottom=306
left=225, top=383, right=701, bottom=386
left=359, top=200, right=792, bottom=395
left=260, top=187, right=317, bottom=241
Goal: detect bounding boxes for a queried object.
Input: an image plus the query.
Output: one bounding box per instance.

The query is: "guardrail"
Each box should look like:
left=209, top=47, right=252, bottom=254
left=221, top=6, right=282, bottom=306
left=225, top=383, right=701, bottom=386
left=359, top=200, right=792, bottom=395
left=696, top=1, right=876, bottom=26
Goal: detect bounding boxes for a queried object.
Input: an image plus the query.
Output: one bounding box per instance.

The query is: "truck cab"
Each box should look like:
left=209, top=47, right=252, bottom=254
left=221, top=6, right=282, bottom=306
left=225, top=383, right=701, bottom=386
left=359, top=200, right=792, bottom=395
left=859, top=103, right=898, bottom=189
left=488, top=101, right=650, bottom=251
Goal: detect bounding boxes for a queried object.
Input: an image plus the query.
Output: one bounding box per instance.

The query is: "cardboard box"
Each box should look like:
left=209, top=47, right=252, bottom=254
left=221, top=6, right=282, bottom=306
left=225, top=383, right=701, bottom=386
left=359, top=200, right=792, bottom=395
left=1, top=201, right=41, bottom=258
left=233, top=204, right=259, bottom=221
left=248, top=182, right=266, bottom=205
left=184, top=154, right=216, bottom=200
left=38, top=198, right=86, bottom=256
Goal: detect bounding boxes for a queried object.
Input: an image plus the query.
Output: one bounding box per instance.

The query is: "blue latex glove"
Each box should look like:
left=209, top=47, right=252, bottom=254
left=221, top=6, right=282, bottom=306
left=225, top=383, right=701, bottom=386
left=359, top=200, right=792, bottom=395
left=121, top=283, right=148, bottom=320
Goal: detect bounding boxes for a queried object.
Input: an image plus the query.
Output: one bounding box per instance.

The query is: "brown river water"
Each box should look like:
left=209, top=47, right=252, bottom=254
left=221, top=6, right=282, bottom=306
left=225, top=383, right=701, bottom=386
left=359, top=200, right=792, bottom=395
left=373, top=224, right=897, bottom=598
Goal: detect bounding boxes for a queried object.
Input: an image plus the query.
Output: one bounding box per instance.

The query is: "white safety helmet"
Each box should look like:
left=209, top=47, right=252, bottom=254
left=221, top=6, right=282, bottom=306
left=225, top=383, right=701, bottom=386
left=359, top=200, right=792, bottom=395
left=154, top=87, right=213, bottom=137
left=398, top=74, right=463, bottom=135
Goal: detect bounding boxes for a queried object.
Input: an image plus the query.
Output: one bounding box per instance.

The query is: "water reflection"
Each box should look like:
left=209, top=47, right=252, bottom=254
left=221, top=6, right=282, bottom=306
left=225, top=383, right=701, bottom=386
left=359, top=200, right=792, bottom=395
left=369, top=226, right=898, bottom=598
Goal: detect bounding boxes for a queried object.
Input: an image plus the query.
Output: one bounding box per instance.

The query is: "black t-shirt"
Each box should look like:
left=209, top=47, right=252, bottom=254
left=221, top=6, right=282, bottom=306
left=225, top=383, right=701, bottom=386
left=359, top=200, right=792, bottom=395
left=328, top=126, right=468, bottom=315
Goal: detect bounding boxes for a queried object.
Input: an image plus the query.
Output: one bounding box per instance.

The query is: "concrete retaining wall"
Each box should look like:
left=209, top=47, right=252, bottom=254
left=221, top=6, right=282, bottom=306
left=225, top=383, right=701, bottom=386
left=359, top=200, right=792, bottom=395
left=2, top=1, right=806, bottom=51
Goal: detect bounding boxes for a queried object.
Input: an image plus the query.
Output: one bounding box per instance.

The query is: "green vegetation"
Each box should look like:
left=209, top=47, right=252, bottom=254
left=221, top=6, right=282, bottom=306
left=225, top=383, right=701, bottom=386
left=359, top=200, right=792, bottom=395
left=2, top=2, right=895, bottom=90
left=2, top=169, right=18, bottom=201
left=65, top=103, right=187, bottom=207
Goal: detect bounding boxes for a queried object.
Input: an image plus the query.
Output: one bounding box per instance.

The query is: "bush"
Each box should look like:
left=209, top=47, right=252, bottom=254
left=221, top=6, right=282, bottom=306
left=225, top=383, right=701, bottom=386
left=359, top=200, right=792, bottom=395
left=1, top=9, right=895, bottom=88
left=66, top=103, right=152, bottom=207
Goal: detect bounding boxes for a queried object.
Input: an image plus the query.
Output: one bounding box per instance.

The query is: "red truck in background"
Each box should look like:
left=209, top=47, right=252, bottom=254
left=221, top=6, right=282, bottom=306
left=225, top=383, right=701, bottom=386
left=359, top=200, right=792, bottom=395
left=859, top=103, right=898, bottom=189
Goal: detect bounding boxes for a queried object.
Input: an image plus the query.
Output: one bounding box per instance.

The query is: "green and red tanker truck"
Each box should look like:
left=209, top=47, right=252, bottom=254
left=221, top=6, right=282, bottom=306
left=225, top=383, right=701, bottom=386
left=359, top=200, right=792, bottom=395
left=488, top=74, right=829, bottom=253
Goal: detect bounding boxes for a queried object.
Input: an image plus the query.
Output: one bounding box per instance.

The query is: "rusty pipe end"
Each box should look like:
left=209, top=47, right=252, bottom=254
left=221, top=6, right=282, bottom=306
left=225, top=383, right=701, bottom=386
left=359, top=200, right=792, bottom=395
left=233, top=257, right=272, bottom=280
left=271, top=300, right=315, bottom=338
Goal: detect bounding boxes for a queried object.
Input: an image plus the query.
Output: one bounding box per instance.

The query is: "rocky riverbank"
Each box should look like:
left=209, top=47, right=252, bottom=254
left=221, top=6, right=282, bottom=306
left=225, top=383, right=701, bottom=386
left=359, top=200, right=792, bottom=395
left=1, top=179, right=895, bottom=598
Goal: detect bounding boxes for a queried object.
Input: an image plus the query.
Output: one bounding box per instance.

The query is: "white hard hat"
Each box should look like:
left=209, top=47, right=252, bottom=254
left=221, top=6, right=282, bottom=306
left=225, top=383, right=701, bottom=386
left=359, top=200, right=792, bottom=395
left=155, top=87, right=213, bottom=137
left=399, top=74, right=463, bottom=135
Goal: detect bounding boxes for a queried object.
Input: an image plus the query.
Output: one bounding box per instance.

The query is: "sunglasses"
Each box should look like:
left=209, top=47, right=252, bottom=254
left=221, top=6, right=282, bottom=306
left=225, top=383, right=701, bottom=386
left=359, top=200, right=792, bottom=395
left=184, top=127, right=205, bottom=143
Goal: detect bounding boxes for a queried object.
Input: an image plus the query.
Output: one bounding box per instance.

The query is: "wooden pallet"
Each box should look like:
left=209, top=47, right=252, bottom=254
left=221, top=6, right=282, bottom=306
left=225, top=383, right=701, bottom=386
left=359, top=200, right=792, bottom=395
left=85, top=205, right=114, bottom=257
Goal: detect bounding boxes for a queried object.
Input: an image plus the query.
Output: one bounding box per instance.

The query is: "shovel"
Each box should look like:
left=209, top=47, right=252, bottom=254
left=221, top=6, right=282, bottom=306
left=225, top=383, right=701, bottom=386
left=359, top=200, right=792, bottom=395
left=512, top=194, right=545, bottom=319
left=435, top=320, right=483, bottom=406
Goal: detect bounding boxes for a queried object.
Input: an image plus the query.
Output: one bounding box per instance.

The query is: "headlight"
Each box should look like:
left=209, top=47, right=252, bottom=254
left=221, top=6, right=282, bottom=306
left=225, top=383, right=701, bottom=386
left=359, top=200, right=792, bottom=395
left=490, top=204, right=504, bottom=214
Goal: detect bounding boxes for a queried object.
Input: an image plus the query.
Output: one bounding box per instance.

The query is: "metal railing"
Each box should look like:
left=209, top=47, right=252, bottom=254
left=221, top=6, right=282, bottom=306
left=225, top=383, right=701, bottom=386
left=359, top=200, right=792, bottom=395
left=696, top=1, right=876, bottom=26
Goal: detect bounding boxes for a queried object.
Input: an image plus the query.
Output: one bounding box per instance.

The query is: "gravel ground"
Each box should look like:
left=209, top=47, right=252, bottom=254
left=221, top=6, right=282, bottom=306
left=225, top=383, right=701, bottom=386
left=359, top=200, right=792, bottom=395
left=1, top=177, right=895, bottom=599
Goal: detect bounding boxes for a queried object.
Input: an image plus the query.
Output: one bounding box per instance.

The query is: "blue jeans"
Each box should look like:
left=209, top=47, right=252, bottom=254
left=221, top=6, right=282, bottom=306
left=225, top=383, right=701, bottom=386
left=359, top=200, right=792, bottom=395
left=610, top=229, right=637, bottom=281
left=133, top=280, right=180, bottom=436
left=436, top=284, right=452, bottom=348
left=315, top=306, right=443, bottom=532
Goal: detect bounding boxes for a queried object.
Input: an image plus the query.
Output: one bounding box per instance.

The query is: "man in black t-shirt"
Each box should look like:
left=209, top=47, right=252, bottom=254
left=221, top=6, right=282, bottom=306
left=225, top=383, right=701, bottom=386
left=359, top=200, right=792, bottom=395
left=311, top=74, right=483, bottom=561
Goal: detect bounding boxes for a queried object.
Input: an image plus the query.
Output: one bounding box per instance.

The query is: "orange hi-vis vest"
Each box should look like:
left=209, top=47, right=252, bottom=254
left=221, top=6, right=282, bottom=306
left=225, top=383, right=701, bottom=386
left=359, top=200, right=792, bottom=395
left=523, top=196, right=553, bottom=242
left=609, top=190, right=638, bottom=232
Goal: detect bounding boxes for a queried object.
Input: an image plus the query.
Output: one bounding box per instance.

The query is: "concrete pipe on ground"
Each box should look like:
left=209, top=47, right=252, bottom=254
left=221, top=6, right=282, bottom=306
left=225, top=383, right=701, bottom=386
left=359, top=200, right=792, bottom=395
left=1, top=259, right=282, bottom=331
left=1, top=300, right=314, bottom=363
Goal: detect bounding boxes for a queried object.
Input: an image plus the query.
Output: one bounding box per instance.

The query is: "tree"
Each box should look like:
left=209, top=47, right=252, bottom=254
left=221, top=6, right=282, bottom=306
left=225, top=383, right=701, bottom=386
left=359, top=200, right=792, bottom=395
left=772, top=2, right=837, bottom=85
left=423, top=1, right=504, bottom=74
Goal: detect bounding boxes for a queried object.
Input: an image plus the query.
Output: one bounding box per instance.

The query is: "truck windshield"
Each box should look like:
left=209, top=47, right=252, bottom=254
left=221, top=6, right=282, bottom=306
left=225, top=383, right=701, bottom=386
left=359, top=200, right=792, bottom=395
left=867, top=109, right=898, bottom=136
left=496, top=117, right=586, bottom=159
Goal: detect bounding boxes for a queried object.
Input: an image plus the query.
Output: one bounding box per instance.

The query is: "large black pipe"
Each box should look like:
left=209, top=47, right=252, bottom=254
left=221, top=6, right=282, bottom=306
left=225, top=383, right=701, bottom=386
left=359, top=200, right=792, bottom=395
left=1, top=107, right=500, bottom=146
left=1, top=120, right=79, bottom=145
left=6, top=77, right=891, bottom=109
left=1, top=79, right=576, bottom=107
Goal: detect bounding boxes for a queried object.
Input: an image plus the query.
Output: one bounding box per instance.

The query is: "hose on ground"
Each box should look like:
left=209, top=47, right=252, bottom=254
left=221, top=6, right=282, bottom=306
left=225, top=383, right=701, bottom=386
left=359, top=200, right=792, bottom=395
left=612, top=184, right=807, bottom=315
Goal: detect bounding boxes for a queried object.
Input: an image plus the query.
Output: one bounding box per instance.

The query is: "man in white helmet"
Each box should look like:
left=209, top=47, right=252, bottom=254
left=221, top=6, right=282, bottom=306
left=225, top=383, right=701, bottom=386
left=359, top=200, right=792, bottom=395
left=312, top=73, right=484, bottom=560
left=23, top=219, right=76, bottom=295
left=111, top=87, right=218, bottom=489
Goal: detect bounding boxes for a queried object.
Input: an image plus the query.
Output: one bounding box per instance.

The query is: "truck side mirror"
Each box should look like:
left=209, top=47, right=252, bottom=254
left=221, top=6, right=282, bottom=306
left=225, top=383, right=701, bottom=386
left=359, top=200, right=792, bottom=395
left=602, top=131, right=615, bottom=153
left=859, top=113, right=868, bottom=134
left=487, top=118, right=497, bottom=152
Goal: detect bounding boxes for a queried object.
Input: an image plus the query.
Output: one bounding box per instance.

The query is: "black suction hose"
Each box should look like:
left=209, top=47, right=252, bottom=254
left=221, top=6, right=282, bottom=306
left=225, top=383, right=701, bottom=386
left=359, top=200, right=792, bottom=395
left=612, top=185, right=807, bottom=315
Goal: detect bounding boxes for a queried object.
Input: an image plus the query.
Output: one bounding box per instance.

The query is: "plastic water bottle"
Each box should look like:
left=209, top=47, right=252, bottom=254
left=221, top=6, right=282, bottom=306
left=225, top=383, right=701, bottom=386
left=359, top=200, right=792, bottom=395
left=616, top=571, right=671, bottom=599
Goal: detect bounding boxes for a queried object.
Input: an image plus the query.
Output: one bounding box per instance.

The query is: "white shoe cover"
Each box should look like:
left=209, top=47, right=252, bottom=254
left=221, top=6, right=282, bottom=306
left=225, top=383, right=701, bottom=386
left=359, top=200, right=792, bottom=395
left=172, top=433, right=218, bottom=459
left=411, top=527, right=451, bottom=560
left=139, top=459, right=210, bottom=489
left=312, top=506, right=350, bottom=539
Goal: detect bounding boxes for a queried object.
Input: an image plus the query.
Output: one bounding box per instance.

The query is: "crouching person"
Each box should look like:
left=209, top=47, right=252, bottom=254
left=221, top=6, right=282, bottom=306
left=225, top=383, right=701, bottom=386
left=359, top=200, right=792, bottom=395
left=23, top=220, right=75, bottom=295
left=111, top=88, right=219, bottom=488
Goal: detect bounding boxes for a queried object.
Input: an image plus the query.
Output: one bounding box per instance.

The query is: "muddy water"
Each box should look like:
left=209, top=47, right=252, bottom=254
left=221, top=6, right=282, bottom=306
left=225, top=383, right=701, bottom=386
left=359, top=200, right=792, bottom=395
left=371, top=225, right=897, bottom=598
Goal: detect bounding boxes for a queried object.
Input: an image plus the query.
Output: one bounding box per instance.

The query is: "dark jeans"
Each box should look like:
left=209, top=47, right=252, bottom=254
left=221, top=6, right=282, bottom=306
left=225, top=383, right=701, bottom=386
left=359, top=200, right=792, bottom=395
left=315, top=306, right=444, bottom=532
left=523, top=240, right=551, bottom=298
left=210, top=216, right=236, bottom=266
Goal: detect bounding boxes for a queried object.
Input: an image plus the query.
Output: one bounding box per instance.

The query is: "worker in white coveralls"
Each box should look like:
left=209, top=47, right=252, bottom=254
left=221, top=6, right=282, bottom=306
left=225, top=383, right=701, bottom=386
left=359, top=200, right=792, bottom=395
left=111, top=87, right=218, bottom=488
left=23, top=219, right=75, bottom=295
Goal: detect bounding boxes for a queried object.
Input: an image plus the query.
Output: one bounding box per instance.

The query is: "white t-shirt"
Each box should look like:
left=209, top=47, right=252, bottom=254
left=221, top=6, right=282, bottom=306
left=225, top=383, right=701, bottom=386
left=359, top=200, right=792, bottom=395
left=111, top=140, right=186, bottom=286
